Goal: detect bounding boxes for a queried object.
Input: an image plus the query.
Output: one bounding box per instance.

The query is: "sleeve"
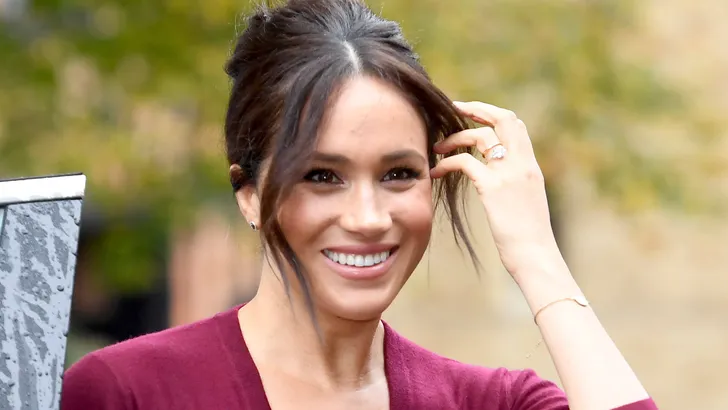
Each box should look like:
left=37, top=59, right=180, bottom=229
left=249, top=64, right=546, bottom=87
left=613, top=398, right=659, bottom=410
left=60, top=353, right=131, bottom=410
left=507, top=369, right=569, bottom=410
left=508, top=369, right=659, bottom=410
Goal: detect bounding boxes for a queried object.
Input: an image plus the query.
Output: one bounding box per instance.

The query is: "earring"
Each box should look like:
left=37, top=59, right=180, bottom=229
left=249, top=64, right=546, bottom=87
left=249, top=221, right=258, bottom=231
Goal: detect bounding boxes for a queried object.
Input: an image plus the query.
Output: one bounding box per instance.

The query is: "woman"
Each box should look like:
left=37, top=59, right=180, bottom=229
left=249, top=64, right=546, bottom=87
left=61, top=0, right=658, bottom=409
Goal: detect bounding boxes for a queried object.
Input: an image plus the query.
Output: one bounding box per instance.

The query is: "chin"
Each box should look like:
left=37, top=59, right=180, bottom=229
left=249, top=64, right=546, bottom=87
left=320, top=289, right=398, bottom=322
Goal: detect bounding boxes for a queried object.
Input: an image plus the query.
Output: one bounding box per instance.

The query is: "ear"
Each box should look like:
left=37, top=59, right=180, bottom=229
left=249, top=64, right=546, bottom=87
left=230, top=164, right=260, bottom=229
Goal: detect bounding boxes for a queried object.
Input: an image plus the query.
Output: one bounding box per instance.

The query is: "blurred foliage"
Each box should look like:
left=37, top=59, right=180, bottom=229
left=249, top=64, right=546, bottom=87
left=383, top=0, right=717, bottom=211
left=0, top=0, right=720, bottom=292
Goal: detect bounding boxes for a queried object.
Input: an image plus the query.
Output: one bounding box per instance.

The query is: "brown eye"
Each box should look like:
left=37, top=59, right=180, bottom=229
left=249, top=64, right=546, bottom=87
left=383, top=167, right=420, bottom=182
left=304, top=169, right=342, bottom=184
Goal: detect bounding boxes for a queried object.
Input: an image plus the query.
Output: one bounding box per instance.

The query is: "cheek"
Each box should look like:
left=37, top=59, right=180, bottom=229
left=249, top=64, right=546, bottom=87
left=278, top=182, right=434, bottom=245
left=390, top=182, right=434, bottom=236
left=276, top=189, right=331, bottom=249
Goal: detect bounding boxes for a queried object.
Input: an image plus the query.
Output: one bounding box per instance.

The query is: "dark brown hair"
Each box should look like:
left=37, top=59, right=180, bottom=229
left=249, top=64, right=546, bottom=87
left=224, top=0, right=480, bottom=317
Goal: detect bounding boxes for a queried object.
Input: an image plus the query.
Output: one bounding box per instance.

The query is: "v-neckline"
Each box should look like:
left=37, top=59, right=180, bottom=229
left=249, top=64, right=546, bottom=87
left=216, top=305, right=411, bottom=409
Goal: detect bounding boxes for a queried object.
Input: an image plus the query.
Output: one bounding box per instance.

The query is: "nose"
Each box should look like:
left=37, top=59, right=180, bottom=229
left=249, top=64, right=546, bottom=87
left=339, top=183, right=392, bottom=238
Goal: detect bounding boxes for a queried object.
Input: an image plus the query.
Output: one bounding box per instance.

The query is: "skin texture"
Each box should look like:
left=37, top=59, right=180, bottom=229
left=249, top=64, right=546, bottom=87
left=233, top=78, right=652, bottom=410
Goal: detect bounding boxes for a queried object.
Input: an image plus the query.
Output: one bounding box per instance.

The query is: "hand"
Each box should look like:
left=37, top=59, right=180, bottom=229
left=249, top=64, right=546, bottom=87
left=430, top=101, right=562, bottom=280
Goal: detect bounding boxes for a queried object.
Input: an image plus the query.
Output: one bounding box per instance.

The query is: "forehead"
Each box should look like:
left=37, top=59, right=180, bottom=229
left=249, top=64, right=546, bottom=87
left=315, top=76, right=427, bottom=154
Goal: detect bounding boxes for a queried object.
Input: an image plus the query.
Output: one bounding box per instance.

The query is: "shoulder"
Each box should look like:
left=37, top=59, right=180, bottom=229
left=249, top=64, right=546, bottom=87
left=60, top=351, right=129, bottom=410
left=73, top=310, right=222, bottom=373
left=384, top=323, right=567, bottom=410
left=61, top=310, right=230, bottom=410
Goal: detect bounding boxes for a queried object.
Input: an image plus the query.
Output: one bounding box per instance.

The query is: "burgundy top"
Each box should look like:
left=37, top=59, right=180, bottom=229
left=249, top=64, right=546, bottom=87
left=61, top=305, right=657, bottom=409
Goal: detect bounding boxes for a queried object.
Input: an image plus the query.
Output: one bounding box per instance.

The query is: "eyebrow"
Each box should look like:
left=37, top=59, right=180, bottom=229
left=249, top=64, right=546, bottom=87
left=310, top=149, right=427, bottom=165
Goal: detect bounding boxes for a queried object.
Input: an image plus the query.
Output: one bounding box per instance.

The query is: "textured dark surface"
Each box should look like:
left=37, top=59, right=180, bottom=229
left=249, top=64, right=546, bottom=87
left=0, top=200, right=82, bottom=410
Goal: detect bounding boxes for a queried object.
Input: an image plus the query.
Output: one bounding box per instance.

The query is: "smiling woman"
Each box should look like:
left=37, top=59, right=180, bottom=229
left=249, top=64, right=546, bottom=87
left=223, top=6, right=479, bottom=324
left=60, top=1, right=659, bottom=409
left=258, top=76, right=445, bottom=322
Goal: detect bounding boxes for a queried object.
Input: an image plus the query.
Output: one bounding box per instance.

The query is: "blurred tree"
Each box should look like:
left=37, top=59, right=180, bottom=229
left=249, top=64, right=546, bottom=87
left=378, top=0, right=717, bottom=211
left=0, top=0, right=246, bottom=292
left=0, top=0, right=718, bottom=292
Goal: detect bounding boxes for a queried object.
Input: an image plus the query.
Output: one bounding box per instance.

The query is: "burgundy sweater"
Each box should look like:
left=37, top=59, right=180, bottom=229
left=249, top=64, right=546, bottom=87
left=61, top=305, right=657, bottom=409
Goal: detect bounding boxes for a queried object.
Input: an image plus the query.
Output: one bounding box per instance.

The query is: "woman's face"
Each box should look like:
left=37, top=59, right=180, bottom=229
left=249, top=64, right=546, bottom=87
left=277, top=76, right=434, bottom=321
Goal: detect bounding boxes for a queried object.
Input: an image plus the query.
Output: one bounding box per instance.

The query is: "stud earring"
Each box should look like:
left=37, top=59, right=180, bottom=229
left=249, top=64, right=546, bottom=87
left=249, top=221, right=258, bottom=231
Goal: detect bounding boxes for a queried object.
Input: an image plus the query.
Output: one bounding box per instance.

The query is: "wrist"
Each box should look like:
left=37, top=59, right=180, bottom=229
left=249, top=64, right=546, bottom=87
left=511, top=255, right=582, bottom=314
left=507, top=242, right=567, bottom=281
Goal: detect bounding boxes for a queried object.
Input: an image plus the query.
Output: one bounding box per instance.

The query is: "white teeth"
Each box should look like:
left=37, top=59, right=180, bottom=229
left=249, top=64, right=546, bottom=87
left=324, top=250, right=391, bottom=267
left=364, top=255, right=373, bottom=266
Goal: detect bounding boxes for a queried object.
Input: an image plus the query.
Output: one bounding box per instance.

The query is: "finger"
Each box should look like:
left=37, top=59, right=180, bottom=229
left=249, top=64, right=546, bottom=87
left=453, top=101, right=533, bottom=153
left=453, top=100, right=516, bottom=127
left=434, top=127, right=500, bottom=155
left=430, top=152, right=491, bottom=181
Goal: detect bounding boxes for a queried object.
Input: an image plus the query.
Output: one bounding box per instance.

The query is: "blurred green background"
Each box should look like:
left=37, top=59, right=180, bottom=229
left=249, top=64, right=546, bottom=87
left=1, top=1, right=727, bottom=408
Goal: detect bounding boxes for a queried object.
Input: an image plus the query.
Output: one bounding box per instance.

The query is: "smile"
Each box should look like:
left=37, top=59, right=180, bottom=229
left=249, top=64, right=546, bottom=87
left=323, top=249, right=393, bottom=267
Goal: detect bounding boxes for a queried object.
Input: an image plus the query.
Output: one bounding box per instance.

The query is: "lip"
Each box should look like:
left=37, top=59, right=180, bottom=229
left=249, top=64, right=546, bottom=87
left=322, top=246, right=398, bottom=281
left=324, top=244, right=398, bottom=254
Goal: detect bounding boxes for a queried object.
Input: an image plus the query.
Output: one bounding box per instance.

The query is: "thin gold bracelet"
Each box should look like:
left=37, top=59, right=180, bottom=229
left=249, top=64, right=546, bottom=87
left=533, top=295, right=590, bottom=325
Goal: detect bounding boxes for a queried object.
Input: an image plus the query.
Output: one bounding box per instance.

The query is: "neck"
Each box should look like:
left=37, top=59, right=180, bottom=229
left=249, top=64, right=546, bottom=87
left=238, top=263, right=386, bottom=390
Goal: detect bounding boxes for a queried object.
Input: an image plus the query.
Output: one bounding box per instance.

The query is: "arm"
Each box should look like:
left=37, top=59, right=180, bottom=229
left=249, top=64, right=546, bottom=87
left=431, top=100, right=658, bottom=410
left=507, top=367, right=657, bottom=410
left=515, top=254, right=655, bottom=410
left=61, top=353, right=130, bottom=410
